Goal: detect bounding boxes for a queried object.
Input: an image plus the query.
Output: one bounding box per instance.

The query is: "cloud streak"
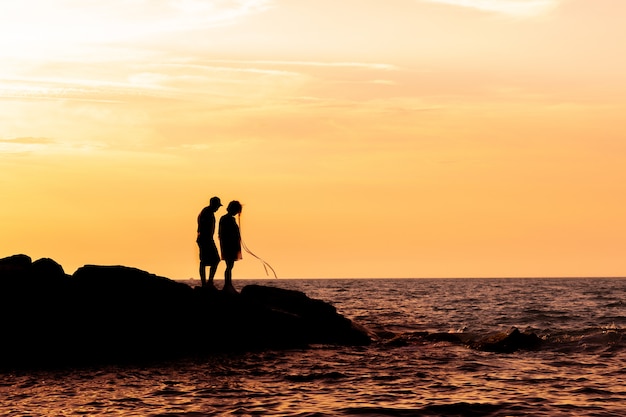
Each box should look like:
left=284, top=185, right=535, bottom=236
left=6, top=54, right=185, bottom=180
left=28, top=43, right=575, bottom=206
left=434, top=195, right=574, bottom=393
left=421, top=0, right=560, bottom=17
left=199, top=60, right=399, bottom=71
left=0, top=0, right=273, bottom=30
left=0, top=0, right=273, bottom=59
left=0, top=76, right=174, bottom=103
left=1, top=57, right=400, bottom=104
left=0, top=137, right=103, bottom=155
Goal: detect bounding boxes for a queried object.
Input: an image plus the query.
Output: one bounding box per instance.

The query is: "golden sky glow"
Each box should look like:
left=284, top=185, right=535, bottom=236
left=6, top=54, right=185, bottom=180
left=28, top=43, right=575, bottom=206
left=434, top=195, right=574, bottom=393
left=2, top=0, right=626, bottom=279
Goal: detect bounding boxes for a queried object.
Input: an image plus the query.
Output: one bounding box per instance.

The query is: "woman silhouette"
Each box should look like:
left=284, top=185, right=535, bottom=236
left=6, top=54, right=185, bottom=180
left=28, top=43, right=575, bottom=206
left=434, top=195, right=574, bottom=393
left=218, top=200, right=242, bottom=293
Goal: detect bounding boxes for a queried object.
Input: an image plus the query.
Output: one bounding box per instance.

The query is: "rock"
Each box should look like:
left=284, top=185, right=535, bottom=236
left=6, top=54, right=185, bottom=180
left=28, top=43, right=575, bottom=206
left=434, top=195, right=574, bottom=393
left=417, top=328, right=541, bottom=353
left=0, top=254, right=372, bottom=369
left=0, top=253, right=32, bottom=268
left=0, top=254, right=32, bottom=278
left=0, top=254, right=70, bottom=291
left=241, top=285, right=374, bottom=346
left=469, top=327, right=542, bottom=353
left=32, top=257, right=66, bottom=278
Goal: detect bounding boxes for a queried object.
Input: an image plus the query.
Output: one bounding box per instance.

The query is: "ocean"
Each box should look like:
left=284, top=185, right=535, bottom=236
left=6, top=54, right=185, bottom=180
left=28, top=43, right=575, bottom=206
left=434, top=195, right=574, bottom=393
left=1, top=278, right=625, bottom=416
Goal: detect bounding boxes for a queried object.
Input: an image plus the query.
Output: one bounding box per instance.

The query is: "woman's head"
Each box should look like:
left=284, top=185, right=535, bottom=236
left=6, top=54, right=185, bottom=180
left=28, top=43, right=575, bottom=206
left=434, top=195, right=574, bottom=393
left=226, top=200, right=243, bottom=215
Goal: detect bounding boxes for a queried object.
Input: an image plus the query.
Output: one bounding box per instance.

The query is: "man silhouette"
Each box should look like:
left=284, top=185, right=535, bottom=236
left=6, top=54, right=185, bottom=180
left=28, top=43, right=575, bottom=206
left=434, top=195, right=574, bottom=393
left=197, top=196, right=222, bottom=287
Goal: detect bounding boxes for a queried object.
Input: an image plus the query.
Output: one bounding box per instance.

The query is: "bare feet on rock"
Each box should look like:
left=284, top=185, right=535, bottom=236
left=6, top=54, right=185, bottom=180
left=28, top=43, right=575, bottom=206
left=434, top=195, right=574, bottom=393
left=222, top=283, right=238, bottom=295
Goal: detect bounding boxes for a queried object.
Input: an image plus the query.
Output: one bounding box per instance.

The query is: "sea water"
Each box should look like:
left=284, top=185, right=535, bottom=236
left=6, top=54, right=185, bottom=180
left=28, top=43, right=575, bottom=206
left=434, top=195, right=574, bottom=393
left=2, top=278, right=625, bottom=416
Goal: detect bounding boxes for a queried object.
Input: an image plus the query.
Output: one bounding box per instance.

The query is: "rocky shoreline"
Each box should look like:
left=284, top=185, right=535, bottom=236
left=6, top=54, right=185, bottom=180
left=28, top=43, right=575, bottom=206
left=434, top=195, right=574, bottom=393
left=0, top=254, right=372, bottom=369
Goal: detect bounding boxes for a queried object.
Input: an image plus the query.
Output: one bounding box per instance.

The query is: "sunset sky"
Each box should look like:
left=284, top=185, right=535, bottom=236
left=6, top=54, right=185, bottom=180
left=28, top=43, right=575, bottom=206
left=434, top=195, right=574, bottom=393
left=2, top=0, right=625, bottom=279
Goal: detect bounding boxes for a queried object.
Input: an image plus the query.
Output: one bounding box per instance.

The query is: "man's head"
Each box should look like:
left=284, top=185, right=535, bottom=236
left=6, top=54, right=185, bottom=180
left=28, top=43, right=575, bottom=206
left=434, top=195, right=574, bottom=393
left=209, top=196, right=222, bottom=209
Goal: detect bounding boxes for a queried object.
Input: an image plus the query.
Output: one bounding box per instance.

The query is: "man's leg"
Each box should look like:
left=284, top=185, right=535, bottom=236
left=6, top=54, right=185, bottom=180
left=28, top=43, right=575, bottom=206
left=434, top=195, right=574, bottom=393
left=208, top=262, right=218, bottom=286
left=199, top=261, right=207, bottom=287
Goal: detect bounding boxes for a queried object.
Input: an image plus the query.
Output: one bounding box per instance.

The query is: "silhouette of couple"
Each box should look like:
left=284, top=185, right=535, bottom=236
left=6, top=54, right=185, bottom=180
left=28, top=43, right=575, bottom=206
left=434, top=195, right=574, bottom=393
left=196, top=197, right=242, bottom=293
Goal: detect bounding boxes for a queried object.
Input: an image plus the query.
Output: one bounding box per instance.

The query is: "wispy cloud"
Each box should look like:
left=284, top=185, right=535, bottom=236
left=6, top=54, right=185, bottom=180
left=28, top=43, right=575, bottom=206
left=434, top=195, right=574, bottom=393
left=0, top=137, right=55, bottom=145
left=0, top=76, right=175, bottom=103
left=420, top=0, right=560, bottom=17
left=154, top=63, right=301, bottom=77
left=0, top=137, right=102, bottom=155
left=200, top=60, right=399, bottom=71
left=1, top=57, right=399, bottom=103
left=0, top=0, right=273, bottom=31
left=0, top=0, right=273, bottom=59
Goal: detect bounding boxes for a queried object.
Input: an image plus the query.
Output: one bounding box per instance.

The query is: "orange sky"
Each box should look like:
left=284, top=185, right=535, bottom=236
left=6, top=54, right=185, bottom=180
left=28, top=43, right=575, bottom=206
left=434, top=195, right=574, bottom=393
left=2, top=0, right=625, bottom=279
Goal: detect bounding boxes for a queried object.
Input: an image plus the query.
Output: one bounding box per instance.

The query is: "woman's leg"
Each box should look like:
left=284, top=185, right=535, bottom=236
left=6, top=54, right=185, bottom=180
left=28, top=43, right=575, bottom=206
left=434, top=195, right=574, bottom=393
left=224, top=259, right=234, bottom=286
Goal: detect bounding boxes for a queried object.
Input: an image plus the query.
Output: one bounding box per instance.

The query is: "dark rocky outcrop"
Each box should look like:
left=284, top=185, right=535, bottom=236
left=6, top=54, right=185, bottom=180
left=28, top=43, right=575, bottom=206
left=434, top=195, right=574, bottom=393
left=469, top=327, right=542, bottom=353
left=0, top=254, right=371, bottom=369
left=423, top=327, right=542, bottom=353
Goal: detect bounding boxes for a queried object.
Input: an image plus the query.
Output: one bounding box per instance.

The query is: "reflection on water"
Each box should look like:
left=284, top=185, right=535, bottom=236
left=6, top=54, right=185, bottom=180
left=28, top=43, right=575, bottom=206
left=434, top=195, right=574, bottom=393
left=4, top=345, right=624, bottom=416
left=2, top=278, right=625, bottom=416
